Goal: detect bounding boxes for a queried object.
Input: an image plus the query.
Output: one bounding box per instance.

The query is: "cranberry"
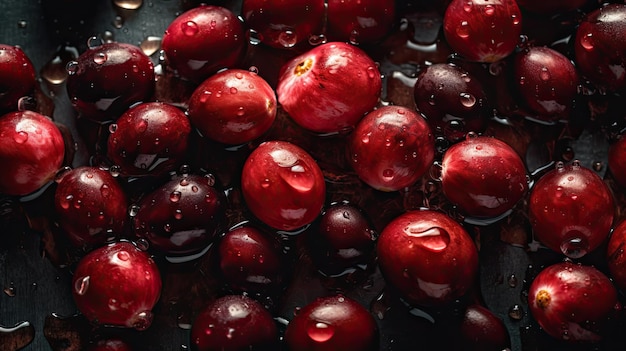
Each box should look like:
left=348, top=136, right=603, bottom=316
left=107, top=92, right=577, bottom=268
left=528, top=261, right=618, bottom=342
left=65, top=42, right=156, bottom=123
left=71, top=241, right=162, bottom=330
left=347, top=105, right=434, bottom=192
left=187, top=69, right=277, bottom=146
left=0, top=110, right=65, bottom=196
left=574, top=4, right=626, bottom=93
left=459, top=304, right=511, bottom=351
left=528, top=161, right=614, bottom=259
left=190, top=294, right=278, bottom=351
left=325, top=0, right=396, bottom=45
left=606, top=219, right=626, bottom=292
left=276, top=42, right=382, bottom=134
left=284, top=294, right=379, bottom=351
left=241, top=0, right=325, bottom=49
left=0, top=45, right=36, bottom=113
left=54, top=166, right=128, bottom=247
left=240, top=140, right=326, bottom=231
left=441, top=134, right=528, bottom=219
left=609, top=135, right=626, bottom=188
left=443, top=0, right=522, bottom=63
left=88, top=338, right=134, bottom=351
left=132, top=173, right=226, bottom=256
left=377, top=209, right=479, bottom=307
left=161, top=5, right=246, bottom=83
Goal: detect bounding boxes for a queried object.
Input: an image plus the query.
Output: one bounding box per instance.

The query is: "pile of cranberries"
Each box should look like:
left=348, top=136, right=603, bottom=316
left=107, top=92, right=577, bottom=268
left=2, top=0, right=626, bottom=350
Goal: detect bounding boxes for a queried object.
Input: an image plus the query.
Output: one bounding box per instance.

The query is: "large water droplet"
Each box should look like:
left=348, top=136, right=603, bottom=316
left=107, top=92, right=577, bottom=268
left=581, top=33, right=594, bottom=51
left=140, top=36, right=162, bottom=56
left=382, top=168, right=394, bottom=181
left=278, top=30, right=297, bottom=48
left=182, top=21, right=199, bottom=36
left=307, top=321, right=334, bottom=342
left=93, top=52, right=107, bottom=64
left=508, top=304, right=524, bottom=320
left=13, top=131, right=28, bottom=144
left=456, top=21, right=470, bottom=39
left=459, top=92, right=476, bottom=107
left=404, top=226, right=450, bottom=251
left=132, top=311, right=153, bottom=331
left=74, top=276, right=90, bottom=295
left=560, top=235, right=589, bottom=259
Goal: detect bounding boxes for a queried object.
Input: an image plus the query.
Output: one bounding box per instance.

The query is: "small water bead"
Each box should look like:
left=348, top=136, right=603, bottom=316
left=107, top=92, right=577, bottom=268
left=308, top=33, right=327, bottom=46
left=74, top=276, right=90, bottom=295
left=128, top=204, right=141, bottom=217
left=170, top=191, right=181, bottom=203
left=93, top=52, right=108, bottom=65
left=581, top=33, right=594, bottom=51
left=66, top=61, right=79, bottom=75
left=307, top=321, right=335, bottom=342
left=278, top=30, right=298, bottom=48
left=428, top=94, right=436, bottom=106
left=508, top=274, right=518, bottom=288
left=229, top=87, right=238, bottom=94
left=593, top=161, right=603, bottom=172
left=463, top=1, right=472, bottom=12
left=87, top=36, right=104, bottom=49
left=382, top=169, right=395, bottom=180
left=560, top=236, right=589, bottom=259
left=174, top=209, right=183, bottom=220
left=113, top=16, right=124, bottom=29
left=459, top=92, right=476, bottom=107
left=13, top=131, right=28, bottom=144
left=540, top=67, right=551, bottom=81
left=456, top=21, right=470, bottom=39
left=484, top=4, right=495, bottom=15
left=140, top=36, right=162, bottom=56
left=519, top=76, right=525, bottom=85
left=555, top=161, right=565, bottom=171
left=511, top=14, right=520, bottom=25
left=132, top=311, right=153, bottom=331
left=136, top=238, right=150, bottom=251
left=182, top=21, right=199, bottom=36
left=508, top=304, right=524, bottom=320
left=248, top=66, right=259, bottom=74
left=349, top=30, right=360, bottom=45
left=571, top=159, right=582, bottom=169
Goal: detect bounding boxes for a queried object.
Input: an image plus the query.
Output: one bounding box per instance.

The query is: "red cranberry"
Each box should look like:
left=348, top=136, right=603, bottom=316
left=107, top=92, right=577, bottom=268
left=187, top=69, right=277, bottom=145
left=377, top=209, right=479, bottom=307
left=71, top=241, right=162, bottom=330
left=54, top=166, right=128, bottom=247
left=326, top=0, right=396, bottom=45
left=190, top=294, right=278, bottom=351
left=240, top=140, right=326, bottom=231
left=88, top=338, right=134, bottom=351
left=161, top=5, right=246, bottom=83
left=132, top=173, right=226, bottom=256
left=609, top=135, right=626, bottom=188
left=276, top=42, right=382, bottom=134
left=460, top=304, right=511, bottom=351
left=513, top=46, right=579, bottom=121
left=528, top=161, right=614, bottom=259
left=443, top=0, right=522, bottom=63
left=528, top=261, right=618, bottom=342
left=516, top=0, right=589, bottom=15
left=284, top=295, right=379, bottom=351
left=347, top=105, right=434, bottom=192
left=0, top=45, right=36, bottom=113
left=0, top=110, right=65, bottom=196
left=574, top=4, right=626, bottom=93
left=441, top=134, right=528, bottom=219
left=65, top=42, right=156, bottom=123
left=241, top=0, right=325, bottom=49
left=606, top=219, right=626, bottom=292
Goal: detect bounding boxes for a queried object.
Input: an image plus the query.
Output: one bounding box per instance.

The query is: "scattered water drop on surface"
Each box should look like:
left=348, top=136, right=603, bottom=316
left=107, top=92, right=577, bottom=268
left=112, top=16, right=124, bottom=29
left=66, top=61, right=79, bottom=75
left=540, top=67, right=550, bottom=81
left=484, top=4, right=495, bottom=15
left=140, top=36, right=162, bottom=56
left=113, top=0, right=143, bottom=10
left=74, top=276, right=90, bottom=295
left=278, top=30, right=297, bottom=48
left=93, top=52, right=107, bottom=64
left=456, top=21, right=470, bottom=38
left=560, top=236, right=589, bottom=259
left=508, top=274, right=518, bottom=288
left=182, top=21, right=199, bottom=36
left=508, top=304, right=524, bottom=320
left=307, top=321, right=334, bottom=342
left=459, top=92, right=476, bottom=107
left=41, top=46, right=78, bottom=85
left=132, top=311, right=153, bottom=331
left=581, top=33, right=594, bottom=51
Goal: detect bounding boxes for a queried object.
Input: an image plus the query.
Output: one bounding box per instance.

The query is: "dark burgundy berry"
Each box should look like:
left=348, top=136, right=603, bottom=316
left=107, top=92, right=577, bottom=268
left=190, top=294, right=278, bottom=351
left=0, top=45, right=37, bottom=113
left=54, top=166, right=128, bottom=247
left=242, top=0, right=325, bottom=49
left=609, top=134, right=626, bottom=189
left=459, top=304, right=511, bottom=351
left=347, top=105, right=434, bottom=192
left=187, top=68, right=277, bottom=145
left=133, top=173, right=226, bottom=256
left=65, top=42, right=155, bottom=123
left=284, top=295, right=379, bottom=351
left=161, top=5, right=246, bottom=83
left=71, top=241, right=162, bottom=330
left=606, top=219, right=626, bottom=292
left=326, top=0, right=396, bottom=45
left=106, top=102, right=191, bottom=177
left=0, top=110, right=65, bottom=196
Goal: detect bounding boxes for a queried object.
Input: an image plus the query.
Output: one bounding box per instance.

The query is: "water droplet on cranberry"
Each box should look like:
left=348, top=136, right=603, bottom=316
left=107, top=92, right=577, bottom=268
left=306, top=321, right=334, bottom=342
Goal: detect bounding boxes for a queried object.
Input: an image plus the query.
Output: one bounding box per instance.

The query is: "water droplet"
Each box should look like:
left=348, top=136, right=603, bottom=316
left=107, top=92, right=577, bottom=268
left=112, top=15, right=124, bottom=29
left=308, top=33, right=327, bottom=46
left=229, top=87, right=238, bottom=94
left=484, top=4, right=495, bottom=15
left=13, top=131, right=28, bottom=144
left=540, top=67, right=550, bottom=81
left=102, top=30, right=115, bottom=43
left=508, top=304, right=524, bottom=320
left=560, top=235, right=589, bottom=259
left=182, top=21, right=199, bottom=36
left=17, top=20, right=27, bottom=29
left=555, top=161, right=565, bottom=171
left=3, top=283, right=16, bottom=297
left=428, top=94, right=436, bottom=106
left=132, top=311, right=153, bottom=331
left=100, top=184, right=111, bottom=198
left=382, top=168, right=394, bottom=181
left=463, top=1, right=472, bottom=12
left=128, top=204, right=140, bottom=217
left=593, top=161, right=603, bottom=171
left=459, top=92, right=476, bottom=107
left=74, top=276, right=90, bottom=295
left=136, top=238, right=150, bottom=251
left=113, top=0, right=143, bottom=10
left=248, top=66, right=259, bottom=74
left=508, top=274, right=518, bottom=288
left=456, top=21, right=470, bottom=39
left=66, top=61, right=79, bottom=75
left=174, top=209, right=183, bottom=220
left=87, top=36, right=103, bottom=49
left=581, top=33, right=594, bottom=51
left=41, top=46, right=78, bottom=85
left=366, top=66, right=377, bottom=79
left=93, top=52, right=107, bottom=64
left=519, top=76, right=525, bottom=85
left=278, top=30, right=297, bottom=48
left=261, top=178, right=271, bottom=188
left=140, top=36, right=162, bottom=56
left=349, top=29, right=360, bottom=45
left=307, top=321, right=334, bottom=342
left=511, top=14, right=520, bottom=25
left=361, top=132, right=371, bottom=144
left=116, top=250, right=130, bottom=261
left=404, top=226, right=450, bottom=251
left=204, top=173, right=216, bottom=186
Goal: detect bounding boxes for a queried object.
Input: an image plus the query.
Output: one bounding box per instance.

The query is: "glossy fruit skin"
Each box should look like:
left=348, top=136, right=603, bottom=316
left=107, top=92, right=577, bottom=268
left=443, top=0, right=522, bottom=63
left=527, top=261, right=618, bottom=342
left=276, top=42, right=382, bottom=134
left=347, top=105, right=434, bottom=192
left=161, top=5, right=246, bottom=83
left=609, top=135, right=626, bottom=188
left=71, top=241, right=162, bottom=330
left=190, top=294, right=278, bottom=351
left=284, top=295, right=379, bottom=351
left=0, top=45, right=36, bottom=113
left=513, top=46, right=579, bottom=121
left=377, top=209, right=479, bottom=307
left=528, top=161, right=614, bottom=259
left=241, top=140, right=326, bottom=231
left=441, top=134, right=528, bottom=219
left=574, top=4, right=626, bottom=93
left=107, top=102, right=191, bottom=177
left=606, top=219, right=626, bottom=292
left=133, top=173, right=226, bottom=256
left=54, top=166, right=128, bottom=247
left=326, top=0, right=396, bottom=44
left=460, top=304, right=511, bottom=351
left=66, top=42, right=155, bottom=123
left=187, top=69, right=277, bottom=145
left=0, top=110, right=65, bottom=196
left=242, top=0, right=325, bottom=49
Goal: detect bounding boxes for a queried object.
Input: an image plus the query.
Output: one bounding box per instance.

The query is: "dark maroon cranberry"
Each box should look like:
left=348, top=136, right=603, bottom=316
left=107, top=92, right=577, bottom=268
left=460, top=304, right=511, bottom=351
left=65, top=42, right=156, bottom=123
left=528, top=161, right=614, bottom=259
left=528, top=261, right=618, bottom=342
left=607, top=219, right=626, bottom=292
left=132, top=173, right=226, bottom=256
left=106, top=102, right=191, bottom=177
left=242, top=0, right=325, bottom=49
left=240, top=140, right=326, bottom=231
left=326, top=0, right=396, bottom=45
left=54, top=166, right=128, bottom=247
left=347, top=105, right=434, bottom=192
left=516, top=0, right=589, bottom=14
left=0, top=110, right=65, bottom=196
left=71, top=241, right=162, bottom=330
left=161, top=5, right=246, bottom=83
left=574, top=4, right=626, bottom=93
left=88, top=338, right=134, bottom=351
left=187, top=68, right=277, bottom=145
left=443, top=0, right=522, bottom=63
left=441, top=133, right=528, bottom=219
left=609, top=135, right=626, bottom=188
left=0, top=45, right=36, bottom=113
left=284, top=295, right=379, bottom=351
left=377, top=209, right=479, bottom=307
left=190, top=294, right=278, bottom=351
